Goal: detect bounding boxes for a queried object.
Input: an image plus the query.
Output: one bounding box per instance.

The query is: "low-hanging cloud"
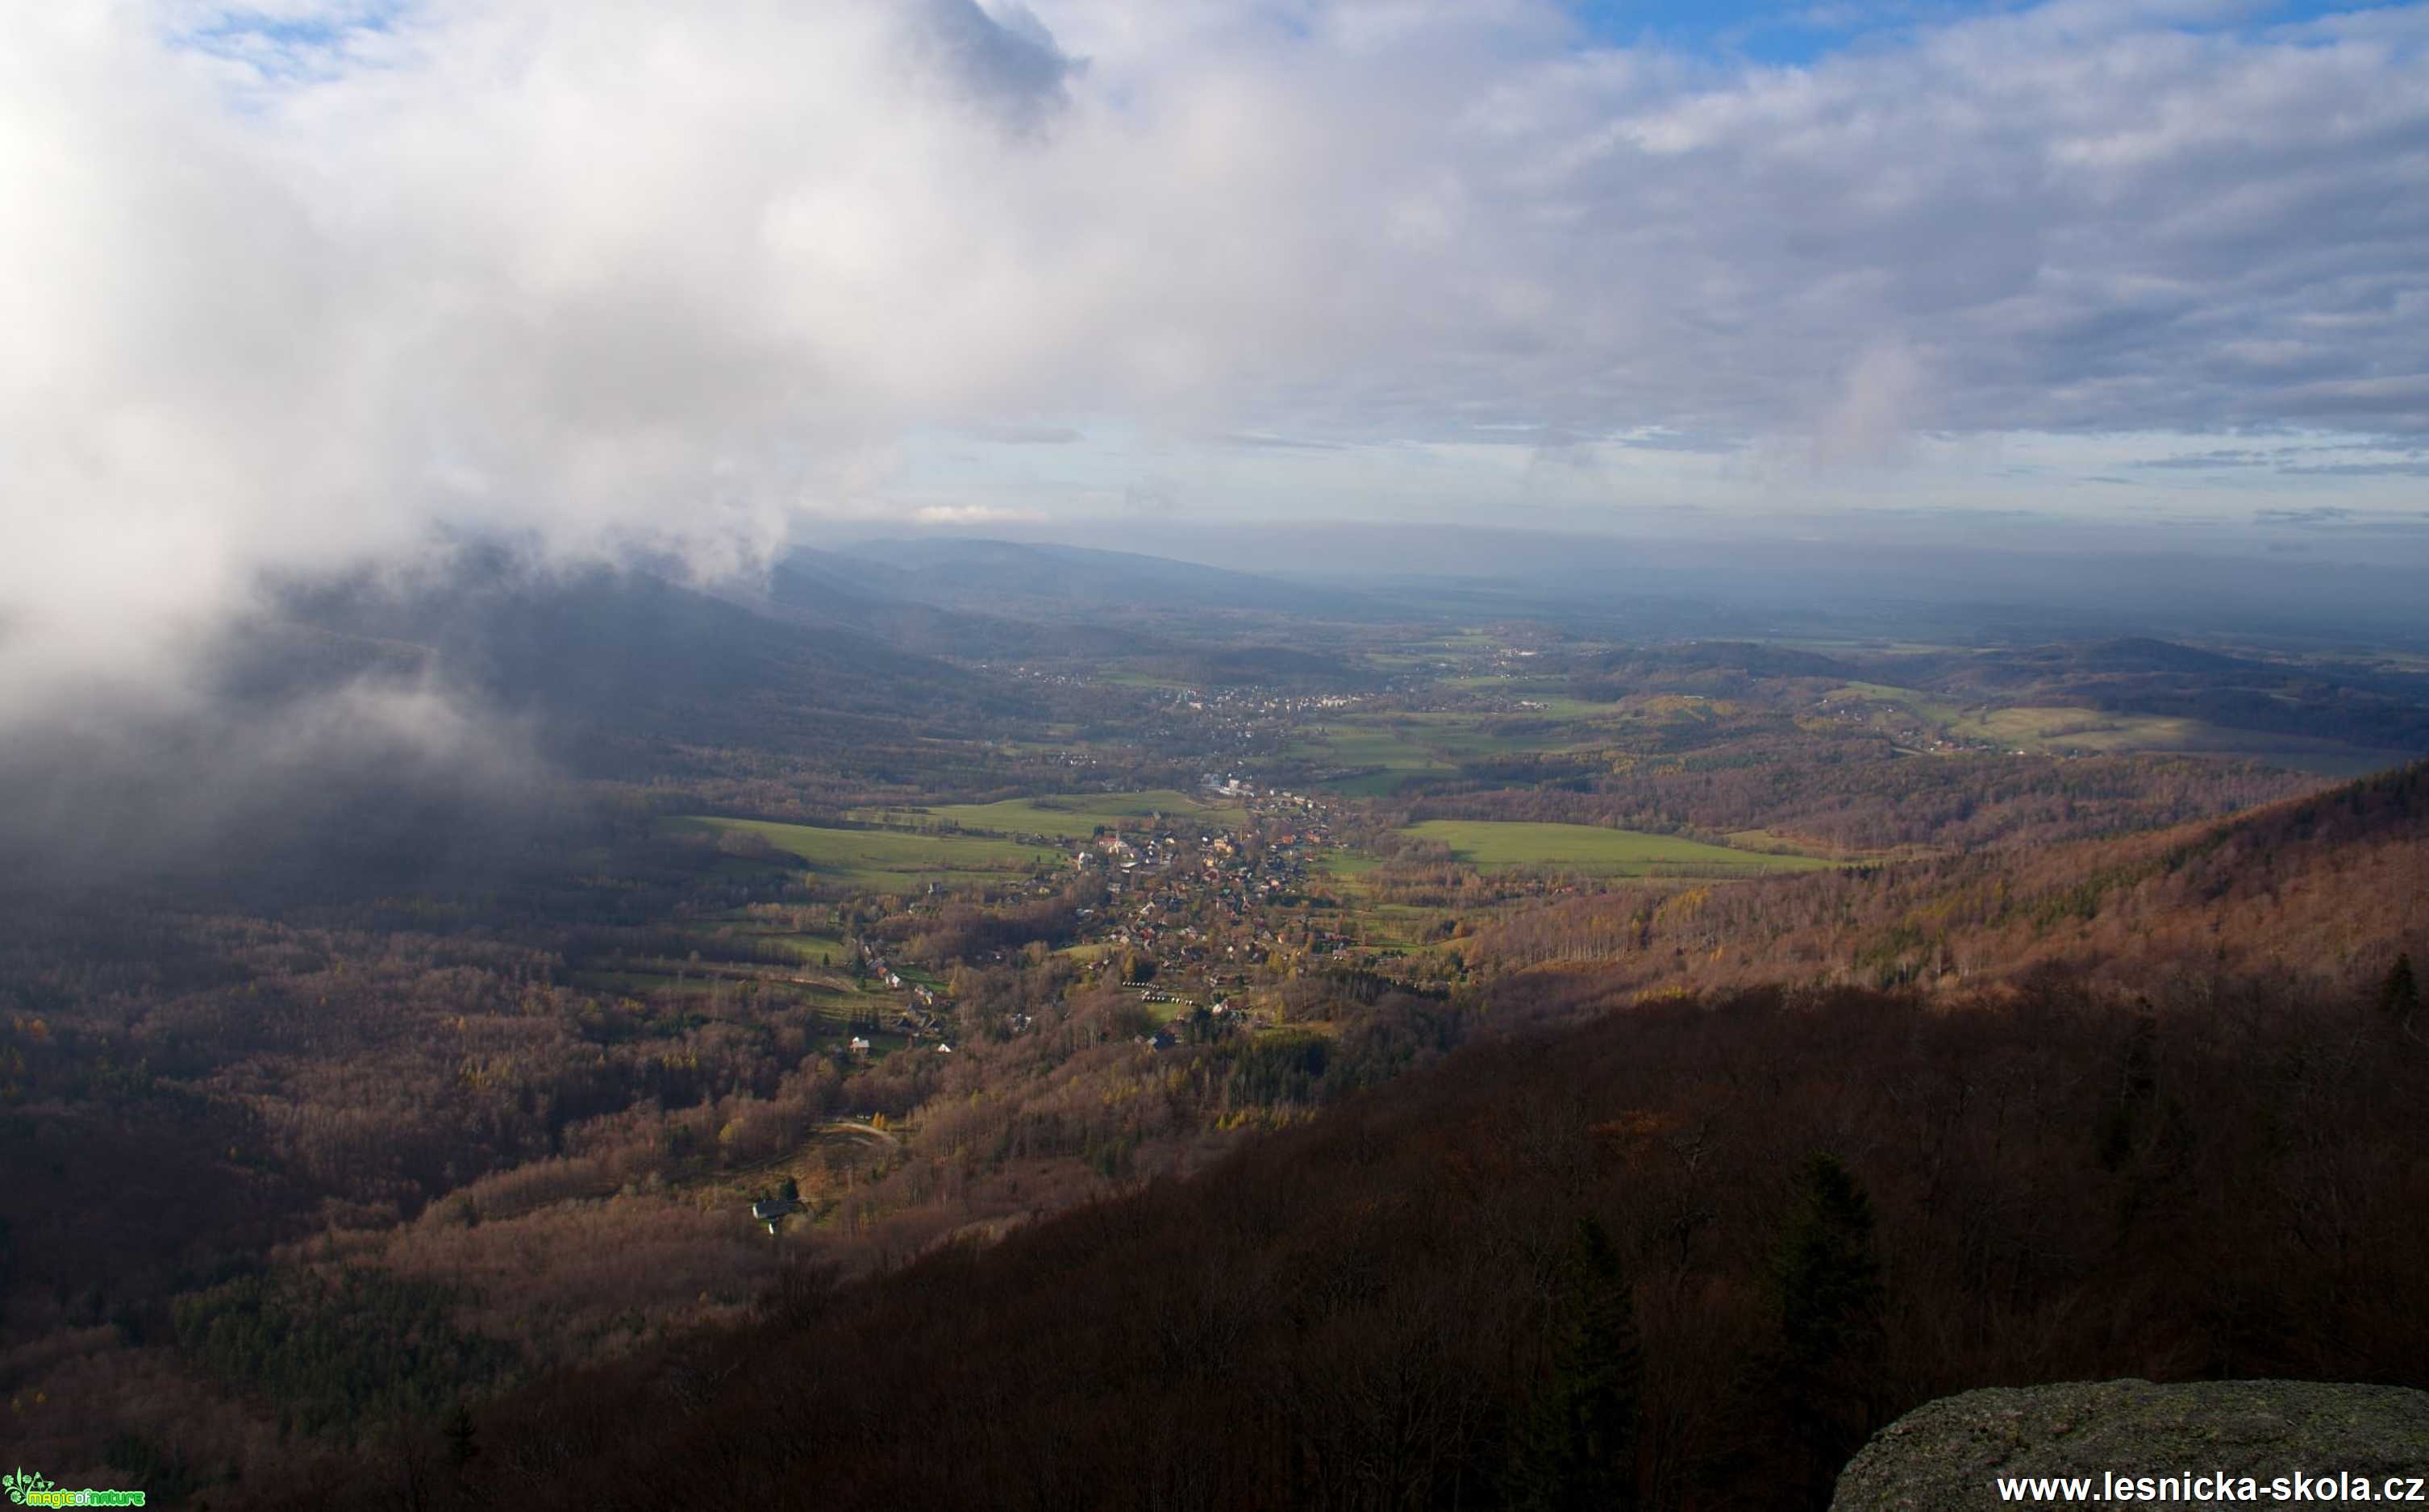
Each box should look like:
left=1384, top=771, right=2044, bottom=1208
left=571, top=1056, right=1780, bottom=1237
left=5, top=0, right=2429, bottom=719
left=0, top=660, right=552, bottom=895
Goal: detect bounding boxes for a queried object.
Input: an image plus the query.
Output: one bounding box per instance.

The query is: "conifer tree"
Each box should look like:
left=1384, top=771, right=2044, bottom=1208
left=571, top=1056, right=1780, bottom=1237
left=444, top=1402, right=477, bottom=1469
left=1510, top=1216, right=1641, bottom=1512
left=2381, top=953, right=2419, bottom=1020
left=2098, top=1014, right=2160, bottom=1171
left=1774, top=1153, right=1885, bottom=1506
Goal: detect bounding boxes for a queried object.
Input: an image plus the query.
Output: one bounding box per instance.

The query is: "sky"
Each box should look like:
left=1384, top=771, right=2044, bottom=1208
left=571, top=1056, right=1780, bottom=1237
left=3, top=0, right=2427, bottom=711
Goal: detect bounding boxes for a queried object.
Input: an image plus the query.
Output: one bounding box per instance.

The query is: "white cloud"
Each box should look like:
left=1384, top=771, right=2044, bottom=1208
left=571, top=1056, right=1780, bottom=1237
left=913, top=502, right=1048, bottom=527
left=4, top=0, right=2428, bottom=709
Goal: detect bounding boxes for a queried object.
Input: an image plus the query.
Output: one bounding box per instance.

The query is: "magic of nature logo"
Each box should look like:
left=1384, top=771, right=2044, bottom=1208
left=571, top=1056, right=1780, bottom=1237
left=4, top=1467, right=145, bottom=1507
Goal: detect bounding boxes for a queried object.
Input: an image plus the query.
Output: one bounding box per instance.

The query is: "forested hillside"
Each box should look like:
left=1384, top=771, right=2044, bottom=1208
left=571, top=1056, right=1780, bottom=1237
left=6, top=548, right=2423, bottom=1507
left=19, top=3, right=2429, bottom=1505
left=219, top=762, right=2429, bottom=1512
left=265, top=967, right=2429, bottom=1511
left=1461, top=759, right=2429, bottom=1002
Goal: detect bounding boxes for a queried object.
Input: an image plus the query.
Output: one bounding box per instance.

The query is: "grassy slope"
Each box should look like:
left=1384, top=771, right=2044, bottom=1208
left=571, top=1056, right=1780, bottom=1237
left=675, top=817, right=1062, bottom=885
left=1827, top=684, right=2412, bottom=773
left=876, top=790, right=1249, bottom=839
left=1400, top=818, right=1832, bottom=876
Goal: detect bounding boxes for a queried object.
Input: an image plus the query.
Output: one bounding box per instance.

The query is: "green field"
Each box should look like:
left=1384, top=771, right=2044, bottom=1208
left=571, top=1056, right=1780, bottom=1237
left=1288, top=722, right=1466, bottom=793
left=569, top=967, right=850, bottom=1013
left=768, top=931, right=851, bottom=962
left=1397, top=820, right=1832, bottom=877
left=675, top=817, right=1063, bottom=887
left=866, top=789, right=1248, bottom=839
left=1390, top=711, right=1560, bottom=757
left=1289, top=710, right=1633, bottom=795
left=677, top=915, right=851, bottom=964
left=1826, top=687, right=2409, bottom=773
left=1941, top=706, right=2410, bottom=773
left=1512, top=696, right=1624, bottom=719
left=1823, top=683, right=1968, bottom=726
left=1341, top=900, right=1447, bottom=951
left=1098, top=669, right=1195, bottom=690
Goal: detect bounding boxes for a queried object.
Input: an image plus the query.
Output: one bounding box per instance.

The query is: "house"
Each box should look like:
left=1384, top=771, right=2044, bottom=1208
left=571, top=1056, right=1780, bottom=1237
left=849, top=1035, right=873, bottom=1056
left=750, top=1194, right=799, bottom=1235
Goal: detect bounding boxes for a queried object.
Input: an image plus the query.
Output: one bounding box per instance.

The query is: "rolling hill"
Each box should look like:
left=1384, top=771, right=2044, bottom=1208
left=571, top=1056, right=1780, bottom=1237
left=260, top=762, right=2429, bottom=1512
left=255, top=762, right=2429, bottom=1512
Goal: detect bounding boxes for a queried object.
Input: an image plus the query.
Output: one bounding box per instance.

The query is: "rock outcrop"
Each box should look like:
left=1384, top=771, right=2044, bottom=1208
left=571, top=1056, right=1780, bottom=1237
left=1832, top=1379, right=2429, bottom=1510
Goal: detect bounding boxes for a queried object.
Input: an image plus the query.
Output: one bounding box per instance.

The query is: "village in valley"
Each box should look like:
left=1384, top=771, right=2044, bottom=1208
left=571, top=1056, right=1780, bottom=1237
left=15, top=569, right=2419, bottom=1497
left=742, top=773, right=1358, bottom=1067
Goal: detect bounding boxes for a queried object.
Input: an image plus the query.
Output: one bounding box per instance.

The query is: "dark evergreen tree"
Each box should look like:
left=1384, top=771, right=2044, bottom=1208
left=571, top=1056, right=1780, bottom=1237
left=2098, top=1014, right=2160, bottom=1171
left=2381, top=953, right=2419, bottom=1020
left=444, top=1403, right=477, bottom=1469
left=1509, top=1216, right=1641, bottom=1512
left=1774, top=1153, right=1885, bottom=1507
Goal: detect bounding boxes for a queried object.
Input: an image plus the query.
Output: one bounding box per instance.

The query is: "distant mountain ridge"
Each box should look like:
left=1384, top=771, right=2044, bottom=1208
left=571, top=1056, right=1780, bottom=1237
left=257, top=552, right=1039, bottom=769
left=752, top=550, right=1144, bottom=660
left=823, top=537, right=1375, bottom=617
left=772, top=539, right=1386, bottom=685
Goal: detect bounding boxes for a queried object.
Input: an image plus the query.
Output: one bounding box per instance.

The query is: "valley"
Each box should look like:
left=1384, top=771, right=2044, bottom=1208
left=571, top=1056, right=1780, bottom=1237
left=2, top=542, right=2424, bottom=1507
left=18, top=10, right=2429, bottom=1505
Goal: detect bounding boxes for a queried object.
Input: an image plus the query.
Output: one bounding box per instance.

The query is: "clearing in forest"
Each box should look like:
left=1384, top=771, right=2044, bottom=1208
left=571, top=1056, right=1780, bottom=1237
left=1397, top=819, right=1833, bottom=877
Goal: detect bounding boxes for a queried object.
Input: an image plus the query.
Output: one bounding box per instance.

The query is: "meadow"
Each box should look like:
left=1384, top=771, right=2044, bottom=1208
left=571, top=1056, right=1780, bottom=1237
left=1942, top=706, right=2413, bottom=773
left=1289, top=706, right=1663, bottom=796
left=1822, top=682, right=1969, bottom=728
left=674, top=816, right=1064, bottom=886
left=1288, top=719, right=1508, bottom=793
left=1397, top=818, right=1833, bottom=876
left=678, top=911, right=852, bottom=964
left=1827, top=685, right=2409, bottom=773
left=865, top=789, right=1248, bottom=839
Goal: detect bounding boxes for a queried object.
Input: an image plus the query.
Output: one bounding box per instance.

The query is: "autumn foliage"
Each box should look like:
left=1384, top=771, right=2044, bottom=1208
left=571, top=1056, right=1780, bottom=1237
left=268, top=968, right=2429, bottom=1512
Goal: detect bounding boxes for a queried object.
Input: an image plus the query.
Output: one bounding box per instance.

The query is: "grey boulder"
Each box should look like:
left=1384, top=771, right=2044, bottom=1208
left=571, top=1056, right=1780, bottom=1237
left=1832, top=1379, right=2429, bottom=1510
